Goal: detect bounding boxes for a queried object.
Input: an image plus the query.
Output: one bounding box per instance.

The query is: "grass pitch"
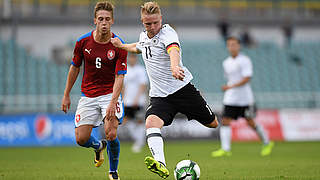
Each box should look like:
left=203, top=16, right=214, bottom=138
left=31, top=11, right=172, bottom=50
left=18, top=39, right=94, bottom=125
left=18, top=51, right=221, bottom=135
left=0, top=141, right=319, bottom=180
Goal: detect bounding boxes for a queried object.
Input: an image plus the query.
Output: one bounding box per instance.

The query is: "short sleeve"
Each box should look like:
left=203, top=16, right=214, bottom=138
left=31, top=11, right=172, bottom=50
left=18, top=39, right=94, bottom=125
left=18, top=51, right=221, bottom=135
left=136, top=32, right=144, bottom=52
left=115, top=48, right=128, bottom=75
left=241, top=56, right=253, bottom=77
left=161, top=25, right=180, bottom=48
left=71, top=40, right=83, bottom=67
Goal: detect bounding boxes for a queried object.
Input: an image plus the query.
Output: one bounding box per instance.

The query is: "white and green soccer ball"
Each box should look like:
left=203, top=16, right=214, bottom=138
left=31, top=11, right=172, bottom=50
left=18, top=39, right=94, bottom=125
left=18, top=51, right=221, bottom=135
left=174, top=160, right=200, bottom=180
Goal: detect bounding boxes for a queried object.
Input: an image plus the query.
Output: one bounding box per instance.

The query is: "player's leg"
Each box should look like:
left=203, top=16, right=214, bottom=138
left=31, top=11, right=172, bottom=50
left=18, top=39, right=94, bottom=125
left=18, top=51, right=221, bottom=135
left=100, top=94, right=124, bottom=180
left=74, top=97, right=107, bottom=167
left=131, top=107, right=146, bottom=153
left=212, top=116, right=233, bottom=157
left=75, top=125, right=97, bottom=148
left=172, top=83, right=219, bottom=129
left=144, top=97, right=175, bottom=179
left=246, top=117, right=274, bottom=156
left=75, top=125, right=107, bottom=167
left=124, top=107, right=145, bottom=153
left=104, top=117, right=121, bottom=180
left=145, top=115, right=169, bottom=179
left=244, top=105, right=274, bottom=156
left=132, top=118, right=146, bottom=153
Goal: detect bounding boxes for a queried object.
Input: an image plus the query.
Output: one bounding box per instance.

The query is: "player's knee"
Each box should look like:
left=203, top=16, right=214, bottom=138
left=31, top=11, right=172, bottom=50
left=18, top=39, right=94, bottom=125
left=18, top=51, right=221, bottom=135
left=76, top=137, right=89, bottom=146
left=145, top=115, right=163, bottom=129
left=206, top=115, right=219, bottom=128
left=222, top=117, right=232, bottom=126
left=106, top=131, right=117, bottom=141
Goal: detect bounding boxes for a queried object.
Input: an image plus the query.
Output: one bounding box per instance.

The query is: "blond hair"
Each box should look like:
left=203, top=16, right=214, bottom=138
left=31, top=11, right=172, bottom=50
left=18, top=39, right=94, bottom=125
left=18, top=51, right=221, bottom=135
left=141, top=1, right=161, bottom=16
left=94, top=1, right=114, bottom=18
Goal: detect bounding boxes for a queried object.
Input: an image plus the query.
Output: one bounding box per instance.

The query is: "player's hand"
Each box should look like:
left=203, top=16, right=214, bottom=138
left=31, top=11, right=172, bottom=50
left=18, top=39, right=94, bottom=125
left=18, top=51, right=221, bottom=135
left=171, top=66, right=185, bottom=81
left=61, top=95, right=71, bottom=113
left=106, top=101, right=116, bottom=121
left=221, top=85, right=231, bottom=91
left=111, top=37, right=123, bottom=48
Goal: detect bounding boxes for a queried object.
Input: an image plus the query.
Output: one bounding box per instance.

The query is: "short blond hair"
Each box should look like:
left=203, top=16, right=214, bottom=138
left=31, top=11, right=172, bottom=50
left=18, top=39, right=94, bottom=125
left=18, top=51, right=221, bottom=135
left=141, top=1, right=161, bottom=16
left=94, top=1, right=114, bottom=18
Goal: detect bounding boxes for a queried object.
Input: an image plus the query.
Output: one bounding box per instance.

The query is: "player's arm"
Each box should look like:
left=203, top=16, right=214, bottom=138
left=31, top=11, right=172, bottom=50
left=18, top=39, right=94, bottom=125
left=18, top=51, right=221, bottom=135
left=106, top=74, right=125, bottom=121
left=168, top=45, right=185, bottom=81
left=61, top=65, right=80, bottom=113
left=111, top=38, right=141, bottom=54
left=222, top=77, right=251, bottom=91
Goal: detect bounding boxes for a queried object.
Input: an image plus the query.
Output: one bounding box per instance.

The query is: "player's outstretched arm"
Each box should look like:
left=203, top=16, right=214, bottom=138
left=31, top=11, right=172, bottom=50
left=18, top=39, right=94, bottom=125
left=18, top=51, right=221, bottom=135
left=169, top=48, right=185, bottom=81
left=221, top=76, right=251, bottom=91
left=111, top=37, right=141, bottom=54
left=61, top=65, right=80, bottom=113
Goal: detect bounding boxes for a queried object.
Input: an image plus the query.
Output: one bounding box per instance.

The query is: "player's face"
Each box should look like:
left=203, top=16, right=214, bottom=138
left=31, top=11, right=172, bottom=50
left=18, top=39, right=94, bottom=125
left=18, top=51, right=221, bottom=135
left=141, top=13, right=162, bottom=38
left=94, top=10, right=114, bottom=35
left=227, top=39, right=240, bottom=57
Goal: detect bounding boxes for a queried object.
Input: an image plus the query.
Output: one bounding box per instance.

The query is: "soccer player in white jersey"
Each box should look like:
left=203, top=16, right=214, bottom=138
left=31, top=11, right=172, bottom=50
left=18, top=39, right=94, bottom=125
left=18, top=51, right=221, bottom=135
left=123, top=53, right=148, bottom=153
left=111, top=1, right=219, bottom=179
left=211, top=37, right=274, bottom=158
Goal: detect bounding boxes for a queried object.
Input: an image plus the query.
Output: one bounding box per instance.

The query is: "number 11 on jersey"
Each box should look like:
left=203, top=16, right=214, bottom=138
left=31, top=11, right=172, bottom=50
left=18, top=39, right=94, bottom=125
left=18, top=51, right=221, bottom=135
left=145, top=46, right=152, bottom=59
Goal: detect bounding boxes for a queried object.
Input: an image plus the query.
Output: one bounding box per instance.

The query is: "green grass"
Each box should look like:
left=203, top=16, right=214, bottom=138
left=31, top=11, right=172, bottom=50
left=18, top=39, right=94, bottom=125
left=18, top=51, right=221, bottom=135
left=0, top=141, right=319, bottom=180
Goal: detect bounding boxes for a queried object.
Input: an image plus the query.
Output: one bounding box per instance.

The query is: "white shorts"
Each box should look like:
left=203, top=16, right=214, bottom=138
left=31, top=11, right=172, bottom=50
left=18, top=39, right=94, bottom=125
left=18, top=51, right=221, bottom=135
left=74, top=94, right=124, bottom=128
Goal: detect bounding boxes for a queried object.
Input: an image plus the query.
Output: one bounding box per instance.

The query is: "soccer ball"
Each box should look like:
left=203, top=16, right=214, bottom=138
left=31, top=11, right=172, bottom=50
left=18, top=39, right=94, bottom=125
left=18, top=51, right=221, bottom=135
left=174, top=160, right=200, bottom=180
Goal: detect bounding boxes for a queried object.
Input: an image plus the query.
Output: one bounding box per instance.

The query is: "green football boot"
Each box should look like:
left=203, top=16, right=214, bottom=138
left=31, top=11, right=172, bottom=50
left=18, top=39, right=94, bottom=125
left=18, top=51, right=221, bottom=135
left=211, top=149, right=232, bottom=157
left=261, top=141, right=274, bottom=156
left=144, top=156, right=169, bottom=179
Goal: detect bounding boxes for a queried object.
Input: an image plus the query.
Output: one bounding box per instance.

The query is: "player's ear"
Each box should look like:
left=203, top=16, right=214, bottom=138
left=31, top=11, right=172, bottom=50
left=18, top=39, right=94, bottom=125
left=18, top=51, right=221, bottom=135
left=94, top=18, right=97, bottom=25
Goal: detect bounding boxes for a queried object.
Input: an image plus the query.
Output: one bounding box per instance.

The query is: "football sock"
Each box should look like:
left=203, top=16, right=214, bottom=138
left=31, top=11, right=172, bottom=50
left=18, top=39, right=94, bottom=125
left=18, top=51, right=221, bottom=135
left=81, top=135, right=101, bottom=150
left=107, top=137, right=120, bottom=172
left=126, top=120, right=136, bottom=138
left=136, top=123, right=146, bottom=147
left=255, top=124, right=269, bottom=145
left=146, top=128, right=166, bottom=165
left=220, top=126, right=231, bottom=151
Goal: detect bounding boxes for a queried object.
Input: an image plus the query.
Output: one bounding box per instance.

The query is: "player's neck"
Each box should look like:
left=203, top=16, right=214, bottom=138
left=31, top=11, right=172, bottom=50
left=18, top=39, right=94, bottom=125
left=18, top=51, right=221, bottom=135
left=93, top=30, right=112, bottom=44
left=231, top=53, right=239, bottom=58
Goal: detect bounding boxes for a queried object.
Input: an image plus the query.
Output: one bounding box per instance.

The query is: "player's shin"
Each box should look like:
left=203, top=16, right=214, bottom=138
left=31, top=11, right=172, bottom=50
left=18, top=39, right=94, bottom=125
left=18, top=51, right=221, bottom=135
left=81, top=136, right=101, bottom=150
left=220, top=126, right=231, bottom=151
left=107, top=137, right=120, bottom=172
left=146, top=128, right=166, bottom=165
left=254, top=124, right=269, bottom=145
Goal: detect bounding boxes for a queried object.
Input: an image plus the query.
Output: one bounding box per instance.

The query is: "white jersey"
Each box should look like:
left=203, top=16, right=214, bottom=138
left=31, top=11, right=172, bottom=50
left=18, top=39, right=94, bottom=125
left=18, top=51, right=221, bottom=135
left=136, top=24, right=193, bottom=97
left=222, top=54, right=254, bottom=106
left=123, top=64, right=148, bottom=107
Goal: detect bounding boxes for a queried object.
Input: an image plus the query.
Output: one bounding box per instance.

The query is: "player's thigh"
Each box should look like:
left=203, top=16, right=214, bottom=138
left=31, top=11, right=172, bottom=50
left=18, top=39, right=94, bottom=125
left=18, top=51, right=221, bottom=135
left=145, top=97, right=178, bottom=126
left=99, top=94, right=125, bottom=124
left=75, top=96, right=101, bottom=128
left=243, top=104, right=257, bottom=119
left=172, top=84, right=216, bottom=125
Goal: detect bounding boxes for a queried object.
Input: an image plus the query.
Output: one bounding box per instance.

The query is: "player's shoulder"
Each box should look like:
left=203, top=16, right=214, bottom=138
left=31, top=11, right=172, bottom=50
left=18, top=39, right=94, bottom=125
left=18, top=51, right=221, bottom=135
left=238, top=54, right=251, bottom=62
left=160, top=24, right=177, bottom=36
left=113, top=33, right=126, bottom=44
left=76, top=31, right=92, bottom=42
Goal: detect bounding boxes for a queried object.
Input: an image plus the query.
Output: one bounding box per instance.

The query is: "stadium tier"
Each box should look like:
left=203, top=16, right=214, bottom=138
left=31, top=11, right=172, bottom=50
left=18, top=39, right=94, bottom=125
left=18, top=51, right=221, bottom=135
left=0, top=39, right=319, bottom=113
